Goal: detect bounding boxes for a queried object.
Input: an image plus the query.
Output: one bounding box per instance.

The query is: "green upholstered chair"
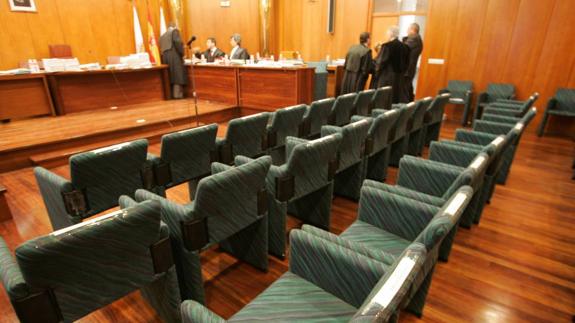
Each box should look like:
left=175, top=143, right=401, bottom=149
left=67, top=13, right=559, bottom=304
left=439, top=80, right=473, bottom=125
left=473, top=83, right=515, bottom=123
left=374, top=102, right=417, bottom=167
left=482, top=93, right=538, bottom=120
left=154, top=124, right=219, bottom=200
left=0, top=201, right=181, bottom=323
left=302, top=98, right=335, bottom=139
left=452, top=128, right=519, bottom=203
left=216, top=112, right=270, bottom=164
left=329, top=92, right=358, bottom=126
left=351, top=109, right=401, bottom=182
left=320, top=118, right=372, bottom=200
left=266, top=104, right=307, bottom=164
left=354, top=89, right=376, bottom=116
left=422, top=93, right=451, bottom=147
left=407, top=97, right=433, bottom=156
left=363, top=153, right=486, bottom=262
left=181, top=230, right=428, bottom=323
left=120, top=156, right=271, bottom=304
left=306, top=61, right=329, bottom=101
left=537, top=88, right=575, bottom=137
left=370, top=86, right=393, bottom=113
left=300, top=185, right=474, bottom=318
left=427, top=136, right=506, bottom=227
left=34, top=139, right=161, bottom=230
left=235, top=134, right=342, bottom=258
left=472, top=108, right=536, bottom=184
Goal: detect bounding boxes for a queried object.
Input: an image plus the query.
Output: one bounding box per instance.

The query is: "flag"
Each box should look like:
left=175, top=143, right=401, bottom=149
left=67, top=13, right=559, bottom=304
left=132, top=2, right=145, bottom=53
left=147, top=2, right=161, bottom=65
left=159, top=5, right=167, bottom=36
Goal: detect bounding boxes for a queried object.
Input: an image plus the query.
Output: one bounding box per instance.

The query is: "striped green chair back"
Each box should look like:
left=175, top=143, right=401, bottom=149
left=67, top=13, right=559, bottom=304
left=355, top=89, right=376, bottom=116
left=331, top=93, right=359, bottom=126
left=160, top=124, right=218, bottom=187
left=371, top=86, right=393, bottom=112
left=193, top=156, right=271, bottom=243
left=268, top=105, right=307, bottom=148
left=305, top=98, right=335, bottom=137
left=225, top=112, right=270, bottom=158
left=13, top=201, right=180, bottom=323
left=486, top=83, right=515, bottom=102
left=447, top=80, right=473, bottom=100
left=69, top=139, right=150, bottom=217
left=285, top=134, right=342, bottom=199
left=554, top=88, right=575, bottom=113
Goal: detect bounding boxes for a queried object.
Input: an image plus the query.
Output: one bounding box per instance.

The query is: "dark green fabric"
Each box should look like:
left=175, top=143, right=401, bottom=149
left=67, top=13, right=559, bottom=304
left=159, top=123, right=218, bottom=188
left=0, top=238, right=29, bottom=300
left=15, top=201, right=181, bottom=323
left=126, top=157, right=271, bottom=303
left=304, top=98, right=335, bottom=138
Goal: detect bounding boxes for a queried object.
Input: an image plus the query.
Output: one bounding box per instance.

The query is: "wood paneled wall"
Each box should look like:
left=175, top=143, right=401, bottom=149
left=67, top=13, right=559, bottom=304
left=276, top=0, right=371, bottom=62
left=2, top=0, right=574, bottom=134
left=0, top=0, right=174, bottom=69
left=185, top=0, right=261, bottom=56
left=416, top=0, right=575, bottom=135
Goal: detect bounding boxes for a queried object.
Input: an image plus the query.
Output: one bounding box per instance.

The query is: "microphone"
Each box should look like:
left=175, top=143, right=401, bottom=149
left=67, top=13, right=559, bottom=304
left=187, top=36, right=197, bottom=47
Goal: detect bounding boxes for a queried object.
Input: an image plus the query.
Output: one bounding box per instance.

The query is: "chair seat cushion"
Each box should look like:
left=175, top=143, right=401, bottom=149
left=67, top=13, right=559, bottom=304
left=230, top=272, right=356, bottom=322
left=340, top=220, right=411, bottom=256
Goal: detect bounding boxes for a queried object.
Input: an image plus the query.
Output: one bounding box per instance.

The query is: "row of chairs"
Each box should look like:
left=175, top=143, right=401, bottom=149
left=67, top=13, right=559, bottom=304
left=2, top=87, right=536, bottom=321
left=441, top=81, right=573, bottom=138
left=0, top=147, right=475, bottom=321
left=31, top=85, right=444, bottom=231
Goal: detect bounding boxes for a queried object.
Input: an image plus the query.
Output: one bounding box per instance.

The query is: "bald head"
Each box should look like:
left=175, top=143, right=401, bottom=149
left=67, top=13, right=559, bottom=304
left=387, top=26, right=399, bottom=41
left=408, top=23, right=420, bottom=36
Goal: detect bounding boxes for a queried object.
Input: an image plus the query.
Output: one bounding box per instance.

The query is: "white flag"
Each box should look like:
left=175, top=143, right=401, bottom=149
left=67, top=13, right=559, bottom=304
left=133, top=5, right=145, bottom=53
left=160, top=6, right=167, bottom=36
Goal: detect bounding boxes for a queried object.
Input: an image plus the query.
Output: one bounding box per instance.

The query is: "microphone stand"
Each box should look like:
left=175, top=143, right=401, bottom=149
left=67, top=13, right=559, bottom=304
left=187, top=41, right=200, bottom=127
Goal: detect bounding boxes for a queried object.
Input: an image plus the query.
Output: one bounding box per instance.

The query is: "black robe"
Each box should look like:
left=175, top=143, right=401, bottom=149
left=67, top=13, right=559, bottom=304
left=159, top=28, right=188, bottom=85
left=341, top=44, right=373, bottom=94
left=402, top=34, right=423, bottom=102
left=371, top=39, right=409, bottom=103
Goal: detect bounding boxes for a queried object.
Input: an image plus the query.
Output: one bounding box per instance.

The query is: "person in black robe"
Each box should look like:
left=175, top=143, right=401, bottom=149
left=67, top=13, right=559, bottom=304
left=402, top=23, right=423, bottom=102
left=159, top=23, right=188, bottom=99
left=371, top=26, right=410, bottom=103
left=341, top=32, right=373, bottom=94
left=193, top=37, right=225, bottom=62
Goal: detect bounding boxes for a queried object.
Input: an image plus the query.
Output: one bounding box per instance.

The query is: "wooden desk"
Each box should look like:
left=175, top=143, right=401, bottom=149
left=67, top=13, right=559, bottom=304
left=188, top=64, right=314, bottom=111
left=47, top=66, right=170, bottom=115
left=238, top=66, right=313, bottom=111
left=327, top=65, right=344, bottom=98
left=0, top=74, right=54, bottom=121
left=189, top=65, right=238, bottom=106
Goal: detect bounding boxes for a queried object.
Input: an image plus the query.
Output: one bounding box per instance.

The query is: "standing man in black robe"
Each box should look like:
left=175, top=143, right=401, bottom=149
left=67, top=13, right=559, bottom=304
left=402, top=23, right=423, bottom=102
left=371, top=26, right=410, bottom=103
left=160, top=22, right=188, bottom=99
left=341, top=32, right=373, bottom=94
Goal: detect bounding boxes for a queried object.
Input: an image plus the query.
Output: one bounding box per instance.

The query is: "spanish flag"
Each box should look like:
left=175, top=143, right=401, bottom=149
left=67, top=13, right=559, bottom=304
left=147, top=1, right=161, bottom=65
